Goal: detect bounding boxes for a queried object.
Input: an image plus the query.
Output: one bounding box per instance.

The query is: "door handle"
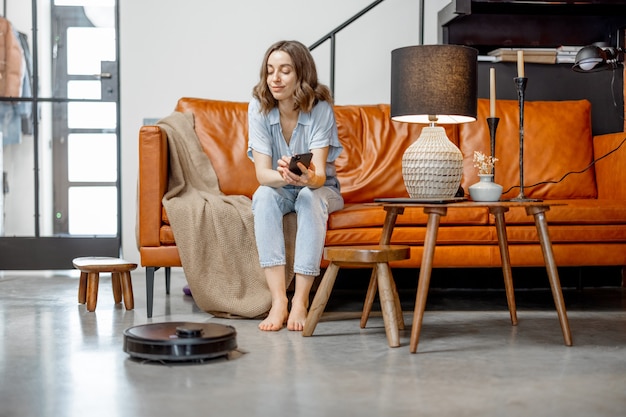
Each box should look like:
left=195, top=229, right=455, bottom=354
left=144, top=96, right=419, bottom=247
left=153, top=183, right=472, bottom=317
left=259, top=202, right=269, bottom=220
left=95, top=72, right=112, bottom=79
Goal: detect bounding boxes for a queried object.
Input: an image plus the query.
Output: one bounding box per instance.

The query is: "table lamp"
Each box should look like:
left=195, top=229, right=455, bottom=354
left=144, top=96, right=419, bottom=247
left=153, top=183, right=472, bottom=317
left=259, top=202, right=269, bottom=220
left=391, top=44, right=478, bottom=199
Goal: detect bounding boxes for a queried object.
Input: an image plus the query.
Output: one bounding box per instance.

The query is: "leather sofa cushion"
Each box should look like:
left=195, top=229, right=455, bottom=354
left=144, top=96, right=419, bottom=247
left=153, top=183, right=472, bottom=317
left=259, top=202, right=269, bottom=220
left=460, top=98, right=596, bottom=200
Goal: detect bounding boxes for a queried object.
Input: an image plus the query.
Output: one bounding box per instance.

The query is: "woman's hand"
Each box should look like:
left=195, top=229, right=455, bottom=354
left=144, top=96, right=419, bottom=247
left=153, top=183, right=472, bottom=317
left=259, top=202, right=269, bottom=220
left=278, top=156, right=316, bottom=186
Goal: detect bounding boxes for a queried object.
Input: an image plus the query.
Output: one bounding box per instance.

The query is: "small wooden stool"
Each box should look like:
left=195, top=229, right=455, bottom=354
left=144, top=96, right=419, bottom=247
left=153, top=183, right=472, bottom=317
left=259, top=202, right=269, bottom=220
left=303, top=245, right=410, bottom=347
left=73, top=257, right=137, bottom=312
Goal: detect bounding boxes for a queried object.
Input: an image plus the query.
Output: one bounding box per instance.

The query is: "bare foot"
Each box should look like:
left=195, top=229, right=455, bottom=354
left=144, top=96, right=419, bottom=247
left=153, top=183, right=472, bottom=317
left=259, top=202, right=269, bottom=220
left=287, top=301, right=308, bottom=331
left=259, top=301, right=288, bottom=331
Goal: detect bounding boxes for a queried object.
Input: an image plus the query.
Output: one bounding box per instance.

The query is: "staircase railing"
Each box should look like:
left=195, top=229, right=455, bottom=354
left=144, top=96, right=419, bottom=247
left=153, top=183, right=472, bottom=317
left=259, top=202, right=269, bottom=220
left=308, top=0, right=385, bottom=95
left=309, top=0, right=426, bottom=96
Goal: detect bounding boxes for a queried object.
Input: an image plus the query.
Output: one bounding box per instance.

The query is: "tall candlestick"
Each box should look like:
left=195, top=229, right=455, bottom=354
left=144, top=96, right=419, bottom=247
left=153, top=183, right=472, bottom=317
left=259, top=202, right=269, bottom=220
left=489, top=67, right=496, bottom=117
left=517, top=50, right=525, bottom=78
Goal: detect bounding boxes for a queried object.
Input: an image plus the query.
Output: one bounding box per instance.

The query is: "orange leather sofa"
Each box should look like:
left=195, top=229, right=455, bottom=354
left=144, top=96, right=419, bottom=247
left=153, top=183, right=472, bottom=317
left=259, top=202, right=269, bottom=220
left=138, top=97, right=626, bottom=314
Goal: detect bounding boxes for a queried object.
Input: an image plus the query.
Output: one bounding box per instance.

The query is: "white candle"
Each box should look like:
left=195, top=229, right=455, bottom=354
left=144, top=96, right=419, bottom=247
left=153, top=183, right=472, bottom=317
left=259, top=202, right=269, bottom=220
left=517, top=50, right=525, bottom=78
left=489, top=67, right=496, bottom=118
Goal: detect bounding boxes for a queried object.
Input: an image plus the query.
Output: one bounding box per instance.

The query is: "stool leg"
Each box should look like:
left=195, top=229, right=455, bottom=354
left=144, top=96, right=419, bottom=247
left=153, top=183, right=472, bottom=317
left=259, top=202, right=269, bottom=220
left=78, top=271, right=87, bottom=304
left=390, top=275, right=405, bottom=330
left=376, top=262, right=400, bottom=348
left=111, top=272, right=122, bottom=304
left=303, top=262, right=340, bottom=337
left=361, top=268, right=404, bottom=331
left=86, top=272, right=99, bottom=312
left=360, top=268, right=378, bottom=328
left=120, top=271, right=135, bottom=310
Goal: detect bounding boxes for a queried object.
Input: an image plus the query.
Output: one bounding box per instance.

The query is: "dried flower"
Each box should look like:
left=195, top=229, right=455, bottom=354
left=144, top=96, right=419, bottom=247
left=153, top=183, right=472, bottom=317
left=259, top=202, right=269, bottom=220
left=473, top=151, right=498, bottom=175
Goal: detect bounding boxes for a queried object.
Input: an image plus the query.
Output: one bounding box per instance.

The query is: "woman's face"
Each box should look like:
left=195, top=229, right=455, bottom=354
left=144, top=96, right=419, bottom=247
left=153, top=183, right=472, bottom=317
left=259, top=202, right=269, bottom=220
left=266, top=50, right=297, bottom=102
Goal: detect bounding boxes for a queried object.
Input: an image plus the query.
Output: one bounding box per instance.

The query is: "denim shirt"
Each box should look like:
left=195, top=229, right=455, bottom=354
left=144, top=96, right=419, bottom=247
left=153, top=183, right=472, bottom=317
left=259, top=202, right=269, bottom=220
left=247, top=98, right=343, bottom=180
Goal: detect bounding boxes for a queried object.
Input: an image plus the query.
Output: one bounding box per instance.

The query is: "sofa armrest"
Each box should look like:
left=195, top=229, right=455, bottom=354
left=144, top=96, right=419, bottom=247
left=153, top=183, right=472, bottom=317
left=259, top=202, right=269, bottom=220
left=138, top=125, right=169, bottom=247
left=593, top=131, right=626, bottom=199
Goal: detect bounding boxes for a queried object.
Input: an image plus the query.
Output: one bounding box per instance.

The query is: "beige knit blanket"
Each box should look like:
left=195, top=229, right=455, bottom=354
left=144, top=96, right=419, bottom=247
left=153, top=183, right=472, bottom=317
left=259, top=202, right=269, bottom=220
left=158, top=111, right=295, bottom=318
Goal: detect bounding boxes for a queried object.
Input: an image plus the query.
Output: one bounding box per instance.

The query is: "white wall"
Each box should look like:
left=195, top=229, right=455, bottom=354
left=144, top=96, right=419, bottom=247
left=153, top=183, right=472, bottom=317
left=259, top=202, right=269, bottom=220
left=119, top=0, right=450, bottom=263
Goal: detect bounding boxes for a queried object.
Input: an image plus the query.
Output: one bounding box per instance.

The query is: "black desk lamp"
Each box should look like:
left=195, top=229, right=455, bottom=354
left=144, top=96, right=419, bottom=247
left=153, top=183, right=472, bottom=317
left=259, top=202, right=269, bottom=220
left=573, top=45, right=624, bottom=72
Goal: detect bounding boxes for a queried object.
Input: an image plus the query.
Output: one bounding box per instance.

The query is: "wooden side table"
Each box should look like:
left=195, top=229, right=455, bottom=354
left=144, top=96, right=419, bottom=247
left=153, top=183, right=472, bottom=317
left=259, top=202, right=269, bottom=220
left=73, top=257, right=137, bottom=312
left=373, top=201, right=572, bottom=353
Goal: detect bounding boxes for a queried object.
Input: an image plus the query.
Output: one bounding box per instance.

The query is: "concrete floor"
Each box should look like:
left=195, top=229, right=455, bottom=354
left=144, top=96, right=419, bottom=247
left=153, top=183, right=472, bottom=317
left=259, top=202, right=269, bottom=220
left=1, top=268, right=626, bottom=417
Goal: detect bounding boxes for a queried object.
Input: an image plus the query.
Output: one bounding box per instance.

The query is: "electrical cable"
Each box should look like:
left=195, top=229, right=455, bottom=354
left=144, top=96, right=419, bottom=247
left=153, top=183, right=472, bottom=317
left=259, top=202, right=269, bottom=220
left=501, top=135, right=626, bottom=194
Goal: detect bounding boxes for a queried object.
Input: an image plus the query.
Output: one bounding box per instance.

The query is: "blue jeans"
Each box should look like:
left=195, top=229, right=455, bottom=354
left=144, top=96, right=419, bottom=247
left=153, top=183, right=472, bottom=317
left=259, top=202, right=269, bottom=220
left=251, top=179, right=344, bottom=277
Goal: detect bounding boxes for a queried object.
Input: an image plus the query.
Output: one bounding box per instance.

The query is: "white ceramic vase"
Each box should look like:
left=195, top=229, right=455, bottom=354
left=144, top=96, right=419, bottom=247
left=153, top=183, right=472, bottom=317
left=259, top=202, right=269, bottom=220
left=469, top=174, right=503, bottom=202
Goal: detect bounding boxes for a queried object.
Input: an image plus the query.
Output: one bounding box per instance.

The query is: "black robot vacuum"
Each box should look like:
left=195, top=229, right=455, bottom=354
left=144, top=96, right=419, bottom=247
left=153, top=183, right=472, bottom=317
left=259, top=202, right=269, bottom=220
left=123, top=322, right=237, bottom=363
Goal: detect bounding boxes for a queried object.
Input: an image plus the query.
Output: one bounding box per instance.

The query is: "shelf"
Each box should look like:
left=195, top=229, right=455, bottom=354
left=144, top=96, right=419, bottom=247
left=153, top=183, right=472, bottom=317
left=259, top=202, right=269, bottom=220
left=438, top=1, right=626, bottom=55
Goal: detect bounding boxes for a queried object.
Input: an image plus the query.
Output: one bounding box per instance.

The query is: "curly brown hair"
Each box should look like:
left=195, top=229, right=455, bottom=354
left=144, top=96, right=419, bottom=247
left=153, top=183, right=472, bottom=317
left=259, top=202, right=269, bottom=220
left=252, top=40, right=333, bottom=114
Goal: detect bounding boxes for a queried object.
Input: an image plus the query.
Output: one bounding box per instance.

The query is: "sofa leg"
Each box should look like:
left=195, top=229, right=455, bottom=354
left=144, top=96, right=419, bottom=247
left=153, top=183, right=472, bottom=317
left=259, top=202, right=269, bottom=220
left=146, top=267, right=155, bottom=318
left=576, top=267, right=583, bottom=291
left=165, top=267, right=171, bottom=294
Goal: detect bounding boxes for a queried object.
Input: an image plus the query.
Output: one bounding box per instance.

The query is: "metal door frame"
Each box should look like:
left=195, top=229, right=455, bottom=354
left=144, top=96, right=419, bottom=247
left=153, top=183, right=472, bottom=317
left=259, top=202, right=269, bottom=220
left=0, top=0, right=121, bottom=270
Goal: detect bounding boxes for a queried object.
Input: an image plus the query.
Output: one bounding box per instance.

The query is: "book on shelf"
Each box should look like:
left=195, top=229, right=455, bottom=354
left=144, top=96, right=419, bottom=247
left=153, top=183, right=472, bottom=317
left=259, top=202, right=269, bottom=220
left=487, top=48, right=557, bottom=64
left=484, top=47, right=585, bottom=65
left=555, top=46, right=583, bottom=64
left=556, top=45, right=584, bottom=53
left=556, top=55, right=578, bottom=64
left=478, top=55, right=498, bottom=62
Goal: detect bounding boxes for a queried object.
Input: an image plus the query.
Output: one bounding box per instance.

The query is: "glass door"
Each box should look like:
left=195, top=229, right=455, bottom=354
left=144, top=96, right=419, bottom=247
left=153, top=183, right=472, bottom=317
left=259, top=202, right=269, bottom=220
left=0, top=0, right=120, bottom=270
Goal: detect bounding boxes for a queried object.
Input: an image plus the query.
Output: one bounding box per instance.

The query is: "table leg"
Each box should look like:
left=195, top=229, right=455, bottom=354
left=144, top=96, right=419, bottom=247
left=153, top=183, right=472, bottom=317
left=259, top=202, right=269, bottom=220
left=526, top=205, right=573, bottom=346
left=380, top=206, right=405, bottom=245
left=490, top=206, right=518, bottom=326
left=410, top=206, right=447, bottom=353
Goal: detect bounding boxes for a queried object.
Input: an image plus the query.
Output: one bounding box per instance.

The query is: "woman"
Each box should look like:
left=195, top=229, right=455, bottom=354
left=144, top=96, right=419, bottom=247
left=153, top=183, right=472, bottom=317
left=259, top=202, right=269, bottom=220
left=247, top=40, right=344, bottom=331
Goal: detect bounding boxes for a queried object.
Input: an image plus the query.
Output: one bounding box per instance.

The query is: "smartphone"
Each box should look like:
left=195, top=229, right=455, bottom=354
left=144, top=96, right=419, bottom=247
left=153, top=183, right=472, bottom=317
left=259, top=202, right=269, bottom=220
left=288, top=152, right=313, bottom=175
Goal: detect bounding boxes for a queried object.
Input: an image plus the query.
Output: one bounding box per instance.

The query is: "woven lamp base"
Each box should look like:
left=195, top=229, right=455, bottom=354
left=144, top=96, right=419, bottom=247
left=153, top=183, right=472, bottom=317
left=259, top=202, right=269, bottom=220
left=402, top=126, right=463, bottom=198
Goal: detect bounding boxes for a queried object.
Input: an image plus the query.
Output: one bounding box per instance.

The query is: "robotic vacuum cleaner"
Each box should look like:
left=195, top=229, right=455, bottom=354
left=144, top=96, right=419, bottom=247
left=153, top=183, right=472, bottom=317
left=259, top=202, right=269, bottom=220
left=123, top=322, right=237, bottom=362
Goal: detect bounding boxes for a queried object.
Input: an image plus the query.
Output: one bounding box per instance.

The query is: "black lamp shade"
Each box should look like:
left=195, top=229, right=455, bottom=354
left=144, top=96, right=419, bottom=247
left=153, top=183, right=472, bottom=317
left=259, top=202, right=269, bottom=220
left=391, top=44, right=478, bottom=124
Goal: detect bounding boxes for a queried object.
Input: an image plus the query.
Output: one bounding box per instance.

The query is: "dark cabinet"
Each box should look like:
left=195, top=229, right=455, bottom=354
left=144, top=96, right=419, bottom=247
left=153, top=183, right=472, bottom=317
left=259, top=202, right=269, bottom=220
left=439, top=0, right=626, bottom=135
left=439, top=0, right=626, bottom=54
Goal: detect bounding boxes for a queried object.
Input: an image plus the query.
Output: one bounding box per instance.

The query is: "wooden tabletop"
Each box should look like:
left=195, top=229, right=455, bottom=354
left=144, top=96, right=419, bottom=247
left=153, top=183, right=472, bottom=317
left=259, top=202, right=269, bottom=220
left=373, top=199, right=566, bottom=209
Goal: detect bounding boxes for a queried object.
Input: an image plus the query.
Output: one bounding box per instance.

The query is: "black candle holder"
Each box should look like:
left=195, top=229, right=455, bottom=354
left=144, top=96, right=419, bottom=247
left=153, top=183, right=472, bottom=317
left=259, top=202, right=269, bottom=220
left=487, top=117, right=499, bottom=177
left=510, top=77, right=541, bottom=202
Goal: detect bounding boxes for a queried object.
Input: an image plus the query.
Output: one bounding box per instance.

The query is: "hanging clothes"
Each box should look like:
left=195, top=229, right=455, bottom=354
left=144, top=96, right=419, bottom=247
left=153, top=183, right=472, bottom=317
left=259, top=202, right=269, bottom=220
left=0, top=17, right=26, bottom=145
left=18, top=31, right=33, bottom=136
left=0, top=17, right=24, bottom=98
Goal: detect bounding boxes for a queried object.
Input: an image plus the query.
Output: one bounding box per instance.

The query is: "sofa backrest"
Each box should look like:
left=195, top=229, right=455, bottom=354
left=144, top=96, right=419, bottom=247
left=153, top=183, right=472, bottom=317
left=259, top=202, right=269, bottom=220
left=175, top=97, right=596, bottom=203
left=175, top=97, right=458, bottom=203
left=460, top=98, right=596, bottom=200
left=334, top=104, right=458, bottom=203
